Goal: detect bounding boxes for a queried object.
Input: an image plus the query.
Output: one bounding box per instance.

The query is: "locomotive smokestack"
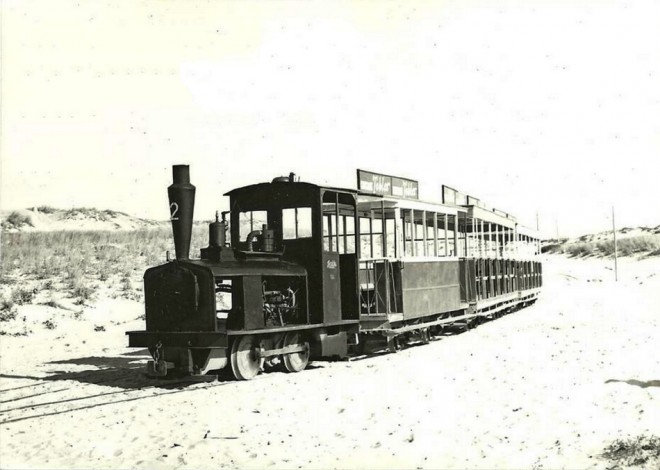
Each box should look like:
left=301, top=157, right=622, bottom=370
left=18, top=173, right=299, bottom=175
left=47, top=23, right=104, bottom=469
left=168, top=165, right=196, bottom=260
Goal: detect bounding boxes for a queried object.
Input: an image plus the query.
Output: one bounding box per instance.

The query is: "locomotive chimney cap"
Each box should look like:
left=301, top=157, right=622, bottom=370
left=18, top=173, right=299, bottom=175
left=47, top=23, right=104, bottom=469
left=172, top=164, right=191, bottom=184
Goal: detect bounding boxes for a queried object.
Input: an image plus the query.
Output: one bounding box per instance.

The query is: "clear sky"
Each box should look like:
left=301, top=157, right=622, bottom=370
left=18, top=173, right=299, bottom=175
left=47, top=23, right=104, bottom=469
left=1, top=0, right=658, bottom=238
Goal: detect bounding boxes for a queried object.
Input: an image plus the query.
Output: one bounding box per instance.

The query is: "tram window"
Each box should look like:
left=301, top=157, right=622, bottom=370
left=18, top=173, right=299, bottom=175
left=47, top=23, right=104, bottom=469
left=414, top=216, right=425, bottom=256
left=402, top=210, right=413, bottom=255
left=344, top=215, right=356, bottom=254
left=239, top=210, right=267, bottom=240
left=385, top=218, right=396, bottom=257
left=446, top=215, right=456, bottom=256
left=338, top=216, right=348, bottom=254
left=359, top=216, right=371, bottom=257
left=437, top=215, right=447, bottom=256
left=282, top=207, right=312, bottom=240
left=426, top=213, right=435, bottom=256
left=323, top=214, right=334, bottom=252
left=372, top=218, right=383, bottom=257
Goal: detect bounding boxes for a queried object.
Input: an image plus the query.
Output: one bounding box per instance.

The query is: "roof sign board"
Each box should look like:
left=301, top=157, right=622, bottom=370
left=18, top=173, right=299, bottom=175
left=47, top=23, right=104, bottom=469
left=357, top=169, right=419, bottom=199
left=442, top=185, right=467, bottom=206
left=443, top=184, right=516, bottom=220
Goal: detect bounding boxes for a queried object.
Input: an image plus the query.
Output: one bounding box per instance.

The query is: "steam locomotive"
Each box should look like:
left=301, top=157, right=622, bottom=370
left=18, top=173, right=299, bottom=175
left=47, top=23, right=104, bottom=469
left=127, top=165, right=542, bottom=380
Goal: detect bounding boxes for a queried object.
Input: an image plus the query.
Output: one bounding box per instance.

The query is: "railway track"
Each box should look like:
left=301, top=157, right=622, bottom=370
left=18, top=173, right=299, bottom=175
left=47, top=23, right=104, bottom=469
left=0, top=372, right=233, bottom=426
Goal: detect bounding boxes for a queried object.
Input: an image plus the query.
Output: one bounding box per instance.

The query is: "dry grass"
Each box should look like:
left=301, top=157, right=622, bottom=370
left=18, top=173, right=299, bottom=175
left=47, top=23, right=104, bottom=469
left=601, top=435, right=660, bottom=469
left=544, top=234, right=660, bottom=258
left=1, top=224, right=209, bottom=305
left=598, top=236, right=660, bottom=257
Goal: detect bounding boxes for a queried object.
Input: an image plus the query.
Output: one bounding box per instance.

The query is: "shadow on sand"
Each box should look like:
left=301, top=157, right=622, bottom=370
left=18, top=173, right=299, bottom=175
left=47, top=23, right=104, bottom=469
left=0, top=349, right=234, bottom=391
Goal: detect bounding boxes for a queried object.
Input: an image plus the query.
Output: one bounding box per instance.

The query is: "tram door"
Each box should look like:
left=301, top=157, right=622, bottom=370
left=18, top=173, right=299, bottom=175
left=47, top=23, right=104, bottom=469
left=321, top=190, right=357, bottom=323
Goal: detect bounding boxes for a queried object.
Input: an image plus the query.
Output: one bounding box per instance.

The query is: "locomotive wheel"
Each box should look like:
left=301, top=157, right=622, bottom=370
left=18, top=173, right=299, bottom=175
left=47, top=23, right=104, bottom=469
left=282, top=331, right=309, bottom=373
left=230, top=335, right=262, bottom=380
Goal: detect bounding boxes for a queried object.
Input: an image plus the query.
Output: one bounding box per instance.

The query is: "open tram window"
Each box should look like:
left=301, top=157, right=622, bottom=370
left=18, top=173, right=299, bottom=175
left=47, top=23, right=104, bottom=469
left=282, top=207, right=312, bottom=240
left=359, top=216, right=371, bottom=257
left=343, top=214, right=356, bottom=254
left=375, top=217, right=384, bottom=256
left=385, top=216, right=396, bottom=258
left=402, top=209, right=412, bottom=256
left=414, top=212, right=425, bottom=256
left=425, top=213, right=436, bottom=256
left=437, top=214, right=448, bottom=256
left=336, top=213, right=356, bottom=254
left=358, top=209, right=386, bottom=258
left=446, top=214, right=456, bottom=256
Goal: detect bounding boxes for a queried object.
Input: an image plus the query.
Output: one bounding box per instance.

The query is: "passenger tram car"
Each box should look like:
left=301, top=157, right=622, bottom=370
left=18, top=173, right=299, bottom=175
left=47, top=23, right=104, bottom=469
left=127, top=166, right=542, bottom=380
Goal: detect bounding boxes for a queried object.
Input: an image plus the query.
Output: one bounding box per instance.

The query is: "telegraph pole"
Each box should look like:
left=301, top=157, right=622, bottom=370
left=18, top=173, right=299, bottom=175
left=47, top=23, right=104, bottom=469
left=612, top=206, right=618, bottom=282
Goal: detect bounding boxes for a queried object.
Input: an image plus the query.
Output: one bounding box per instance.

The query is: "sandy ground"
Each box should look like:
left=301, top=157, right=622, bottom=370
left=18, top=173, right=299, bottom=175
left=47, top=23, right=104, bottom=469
left=0, top=254, right=658, bottom=469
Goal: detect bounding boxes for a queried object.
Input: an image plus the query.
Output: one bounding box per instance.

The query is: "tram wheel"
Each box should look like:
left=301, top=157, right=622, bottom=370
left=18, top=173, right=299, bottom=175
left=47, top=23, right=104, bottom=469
left=282, top=331, right=310, bottom=373
left=230, top=335, right=262, bottom=380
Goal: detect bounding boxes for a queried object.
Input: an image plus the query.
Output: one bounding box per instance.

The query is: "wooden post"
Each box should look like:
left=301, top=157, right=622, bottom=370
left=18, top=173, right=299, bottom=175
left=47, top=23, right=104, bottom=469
left=612, top=206, right=618, bottom=282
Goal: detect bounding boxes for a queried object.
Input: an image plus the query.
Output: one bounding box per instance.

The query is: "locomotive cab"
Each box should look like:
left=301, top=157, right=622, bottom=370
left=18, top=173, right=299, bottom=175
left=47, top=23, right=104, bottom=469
left=226, top=177, right=361, bottom=328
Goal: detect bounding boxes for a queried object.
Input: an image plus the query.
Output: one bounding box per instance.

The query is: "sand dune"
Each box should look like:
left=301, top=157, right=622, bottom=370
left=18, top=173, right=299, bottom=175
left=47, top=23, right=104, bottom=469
left=0, top=207, right=162, bottom=232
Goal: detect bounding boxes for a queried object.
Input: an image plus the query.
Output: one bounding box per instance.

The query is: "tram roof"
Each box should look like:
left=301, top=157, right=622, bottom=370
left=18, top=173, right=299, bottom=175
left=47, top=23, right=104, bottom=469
left=464, top=205, right=517, bottom=229
left=517, top=224, right=540, bottom=239
left=356, top=194, right=463, bottom=216
left=225, top=177, right=531, bottom=232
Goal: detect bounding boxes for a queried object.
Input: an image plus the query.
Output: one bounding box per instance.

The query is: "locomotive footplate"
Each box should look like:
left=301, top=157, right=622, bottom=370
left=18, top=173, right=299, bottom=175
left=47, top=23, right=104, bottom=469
left=126, top=331, right=228, bottom=349
left=225, top=319, right=359, bottom=336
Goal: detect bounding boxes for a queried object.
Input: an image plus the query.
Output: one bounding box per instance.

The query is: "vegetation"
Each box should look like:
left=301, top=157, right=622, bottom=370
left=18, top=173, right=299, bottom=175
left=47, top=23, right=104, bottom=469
left=0, top=225, right=208, bottom=305
left=544, top=234, right=660, bottom=258
left=0, top=297, right=17, bottom=322
left=597, top=236, right=660, bottom=257
left=10, top=286, right=35, bottom=305
left=2, top=211, right=32, bottom=230
left=601, top=435, right=660, bottom=468
left=34, top=206, right=57, bottom=214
